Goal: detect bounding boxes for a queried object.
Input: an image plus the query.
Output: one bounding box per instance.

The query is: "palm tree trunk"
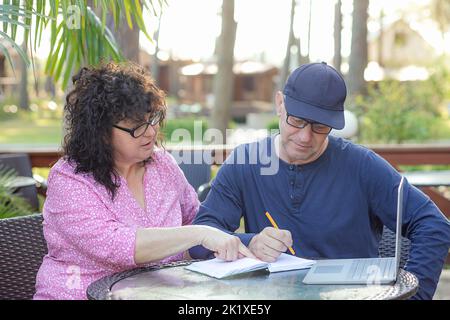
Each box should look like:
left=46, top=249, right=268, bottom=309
left=88, top=2, right=138, bottom=64
left=105, top=6, right=141, bottom=63
left=211, top=0, right=237, bottom=142
left=378, top=8, right=384, bottom=67
left=151, top=12, right=163, bottom=85
left=348, top=0, right=369, bottom=97
left=295, top=1, right=308, bottom=66
left=333, top=0, right=342, bottom=73
left=279, top=0, right=297, bottom=90
left=91, top=1, right=140, bottom=63
left=306, top=0, right=312, bottom=62
left=19, top=40, right=29, bottom=110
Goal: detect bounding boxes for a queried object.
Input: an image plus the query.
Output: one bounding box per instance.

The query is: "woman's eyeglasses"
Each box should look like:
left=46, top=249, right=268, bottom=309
left=113, top=111, right=164, bottom=138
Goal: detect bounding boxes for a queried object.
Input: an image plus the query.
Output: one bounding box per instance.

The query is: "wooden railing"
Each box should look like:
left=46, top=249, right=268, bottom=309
left=367, top=144, right=450, bottom=221
left=1, top=144, right=449, bottom=217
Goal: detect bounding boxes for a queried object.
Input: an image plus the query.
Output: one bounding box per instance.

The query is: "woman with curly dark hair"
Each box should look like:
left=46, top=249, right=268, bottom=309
left=34, top=62, right=253, bottom=300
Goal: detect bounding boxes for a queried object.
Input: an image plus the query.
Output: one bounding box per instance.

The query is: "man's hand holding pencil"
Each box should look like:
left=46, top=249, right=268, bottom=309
left=248, top=212, right=294, bottom=262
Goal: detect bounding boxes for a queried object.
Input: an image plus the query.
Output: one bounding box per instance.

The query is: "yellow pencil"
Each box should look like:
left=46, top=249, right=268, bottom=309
left=265, top=211, right=296, bottom=255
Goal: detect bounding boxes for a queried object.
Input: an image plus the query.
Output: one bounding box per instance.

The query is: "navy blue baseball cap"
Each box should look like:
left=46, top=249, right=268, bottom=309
left=283, top=62, right=347, bottom=130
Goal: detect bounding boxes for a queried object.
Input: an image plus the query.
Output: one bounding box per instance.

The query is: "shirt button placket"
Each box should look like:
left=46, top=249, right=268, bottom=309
left=289, top=165, right=297, bottom=203
left=294, top=166, right=303, bottom=206
left=296, top=166, right=303, bottom=201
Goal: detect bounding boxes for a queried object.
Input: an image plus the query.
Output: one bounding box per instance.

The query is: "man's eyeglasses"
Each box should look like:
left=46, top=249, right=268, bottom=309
left=113, top=111, right=164, bottom=138
left=286, top=113, right=332, bottom=134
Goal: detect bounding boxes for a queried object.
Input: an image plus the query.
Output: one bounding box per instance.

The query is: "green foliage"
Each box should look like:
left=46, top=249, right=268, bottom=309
left=0, top=96, right=20, bottom=121
left=0, top=1, right=164, bottom=88
left=263, top=62, right=450, bottom=144
left=0, top=96, right=64, bottom=122
left=398, top=164, right=450, bottom=172
left=354, top=65, right=450, bottom=143
left=0, top=119, right=63, bottom=144
left=0, top=96, right=64, bottom=144
left=0, top=111, right=212, bottom=145
left=0, top=165, right=35, bottom=219
left=267, top=118, right=280, bottom=131
left=161, top=118, right=208, bottom=143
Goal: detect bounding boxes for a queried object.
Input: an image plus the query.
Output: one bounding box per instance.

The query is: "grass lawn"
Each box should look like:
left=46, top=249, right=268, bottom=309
left=0, top=118, right=63, bottom=145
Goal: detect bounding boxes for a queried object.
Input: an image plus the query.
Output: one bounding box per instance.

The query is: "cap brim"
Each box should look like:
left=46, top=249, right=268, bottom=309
left=284, top=95, right=345, bottom=130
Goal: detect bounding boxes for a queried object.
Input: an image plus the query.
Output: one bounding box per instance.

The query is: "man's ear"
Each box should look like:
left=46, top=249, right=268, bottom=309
left=275, top=91, right=283, bottom=116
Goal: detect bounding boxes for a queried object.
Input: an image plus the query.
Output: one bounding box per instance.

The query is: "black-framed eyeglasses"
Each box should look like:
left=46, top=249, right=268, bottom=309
left=113, top=111, right=164, bottom=138
left=286, top=113, right=332, bottom=134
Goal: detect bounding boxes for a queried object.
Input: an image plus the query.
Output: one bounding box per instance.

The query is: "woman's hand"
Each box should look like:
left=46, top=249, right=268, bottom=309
left=199, top=226, right=256, bottom=261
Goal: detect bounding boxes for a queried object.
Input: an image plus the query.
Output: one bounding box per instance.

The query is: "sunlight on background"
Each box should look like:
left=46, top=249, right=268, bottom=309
left=138, top=0, right=448, bottom=68
left=32, top=0, right=449, bottom=71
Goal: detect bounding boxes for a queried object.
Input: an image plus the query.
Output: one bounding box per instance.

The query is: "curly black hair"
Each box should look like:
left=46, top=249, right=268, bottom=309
left=63, top=61, right=166, bottom=200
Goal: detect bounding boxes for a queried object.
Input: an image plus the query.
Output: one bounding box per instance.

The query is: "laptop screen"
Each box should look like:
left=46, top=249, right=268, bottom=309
left=394, top=176, right=405, bottom=274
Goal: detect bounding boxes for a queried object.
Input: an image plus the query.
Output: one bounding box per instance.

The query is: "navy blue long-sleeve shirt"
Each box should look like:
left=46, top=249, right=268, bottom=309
left=190, top=135, right=450, bottom=299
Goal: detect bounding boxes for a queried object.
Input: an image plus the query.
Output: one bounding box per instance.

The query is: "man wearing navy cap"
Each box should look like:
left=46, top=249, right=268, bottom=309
left=190, top=62, right=450, bottom=300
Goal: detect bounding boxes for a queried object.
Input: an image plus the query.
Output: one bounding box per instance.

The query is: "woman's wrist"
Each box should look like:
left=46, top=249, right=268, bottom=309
left=189, top=225, right=214, bottom=247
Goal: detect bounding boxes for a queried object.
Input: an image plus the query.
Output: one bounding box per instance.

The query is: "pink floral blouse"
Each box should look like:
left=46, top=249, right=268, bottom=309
left=34, top=149, right=199, bottom=300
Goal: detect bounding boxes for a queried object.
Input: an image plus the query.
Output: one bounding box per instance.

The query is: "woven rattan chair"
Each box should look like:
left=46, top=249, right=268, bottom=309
left=197, top=182, right=212, bottom=202
left=0, top=153, right=40, bottom=210
left=0, top=214, right=47, bottom=300
left=176, top=150, right=212, bottom=193
left=378, top=226, right=411, bottom=268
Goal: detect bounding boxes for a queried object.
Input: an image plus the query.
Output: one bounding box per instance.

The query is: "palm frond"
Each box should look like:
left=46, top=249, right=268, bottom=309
left=0, top=29, right=30, bottom=68
left=0, top=165, right=34, bottom=220
left=2, top=0, right=162, bottom=89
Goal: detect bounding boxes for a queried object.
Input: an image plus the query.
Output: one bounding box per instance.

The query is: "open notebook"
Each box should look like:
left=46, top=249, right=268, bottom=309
left=185, top=253, right=316, bottom=279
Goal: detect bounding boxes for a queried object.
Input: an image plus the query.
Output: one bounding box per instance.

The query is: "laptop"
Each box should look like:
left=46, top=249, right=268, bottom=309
left=303, top=176, right=405, bottom=285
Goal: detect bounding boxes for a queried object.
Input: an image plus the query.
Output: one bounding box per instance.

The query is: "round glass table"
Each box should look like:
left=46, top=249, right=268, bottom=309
left=87, top=260, right=419, bottom=300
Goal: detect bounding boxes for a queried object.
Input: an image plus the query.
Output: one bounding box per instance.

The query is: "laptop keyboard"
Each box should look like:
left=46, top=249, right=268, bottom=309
left=347, top=258, right=394, bottom=281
